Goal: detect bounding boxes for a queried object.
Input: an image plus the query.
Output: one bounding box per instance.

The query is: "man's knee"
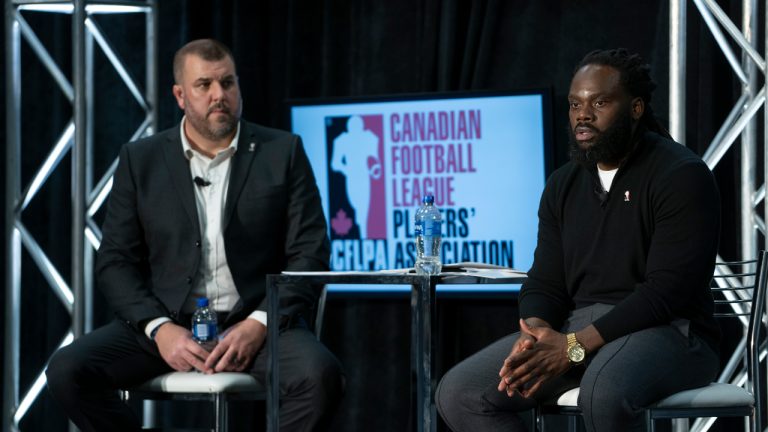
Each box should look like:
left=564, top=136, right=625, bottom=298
left=579, top=385, right=640, bottom=428
left=313, top=354, right=345, bottom=402
left=291, top=350, right=345, bottom=407
left=436, top=367, right=479, bottom=423
left=46, top=345, right=83, bottom=400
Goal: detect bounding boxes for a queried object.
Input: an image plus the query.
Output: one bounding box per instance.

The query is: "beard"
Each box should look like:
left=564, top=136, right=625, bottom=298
left=568, top=110, right=635, bottom=167
left=184, top=98, right=241, bottom=141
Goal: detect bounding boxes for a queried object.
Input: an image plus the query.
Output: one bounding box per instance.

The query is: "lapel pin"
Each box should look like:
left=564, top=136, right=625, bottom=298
left=249, top=142, right=256, bottom=152
left=624, top=191, right=631, bottom=202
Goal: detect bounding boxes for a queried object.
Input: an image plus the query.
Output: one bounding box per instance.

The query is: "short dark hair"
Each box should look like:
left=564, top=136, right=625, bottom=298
left=574, top=48, right=670, bottom=138
left=173, top=39, right=236, bottom=84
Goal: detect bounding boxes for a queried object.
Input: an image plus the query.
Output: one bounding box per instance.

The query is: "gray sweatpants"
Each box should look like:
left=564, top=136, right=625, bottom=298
left=436, top=304, right=719, bottom=432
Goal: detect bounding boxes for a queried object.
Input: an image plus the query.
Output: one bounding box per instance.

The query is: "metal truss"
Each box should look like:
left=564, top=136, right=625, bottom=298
left=3, top=1, right=157, bottom=431
left=670, top=1, right=767, bottom=431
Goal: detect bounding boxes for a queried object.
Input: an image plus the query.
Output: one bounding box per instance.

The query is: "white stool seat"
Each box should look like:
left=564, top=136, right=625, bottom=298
left=654, top=383, right=754, bottom=408
left=556, top=387, right=580, bottom=406
left=555, top=383, right=754, bottom=409
left=134, top=371, right=263, bottom=394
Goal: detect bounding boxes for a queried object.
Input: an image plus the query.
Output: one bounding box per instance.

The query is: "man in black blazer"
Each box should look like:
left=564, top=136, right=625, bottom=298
left=46, top=39, right=343, bottom=432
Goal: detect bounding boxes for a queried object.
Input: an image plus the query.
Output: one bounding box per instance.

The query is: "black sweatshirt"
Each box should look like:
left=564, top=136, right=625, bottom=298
left=519, top=130, right=721, bottom=350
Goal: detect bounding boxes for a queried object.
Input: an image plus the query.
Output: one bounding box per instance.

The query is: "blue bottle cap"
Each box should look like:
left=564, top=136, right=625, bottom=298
left=422, top=195, right=434, bottom=204
left=197, top=297, right=209, bottom=307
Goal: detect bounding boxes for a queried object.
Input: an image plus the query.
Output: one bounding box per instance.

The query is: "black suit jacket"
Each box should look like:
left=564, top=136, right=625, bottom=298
left=96, top=120, right=330, bottom=332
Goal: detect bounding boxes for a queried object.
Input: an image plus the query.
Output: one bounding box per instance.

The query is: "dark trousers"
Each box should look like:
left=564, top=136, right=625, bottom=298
left=435, top=304, right=719, bottom=432
left=45, top=319, right=344, bottom=432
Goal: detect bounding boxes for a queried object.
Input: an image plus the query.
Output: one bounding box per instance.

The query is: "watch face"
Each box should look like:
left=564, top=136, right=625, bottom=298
left=568, top=345, right=586, bottom=363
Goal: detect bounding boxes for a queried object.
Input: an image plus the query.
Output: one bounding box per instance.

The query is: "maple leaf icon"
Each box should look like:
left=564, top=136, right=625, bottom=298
left=331, top=209, right=353, bottom=236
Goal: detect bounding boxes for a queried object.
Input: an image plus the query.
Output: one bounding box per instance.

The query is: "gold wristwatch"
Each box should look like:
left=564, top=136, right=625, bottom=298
left=566, top=333, right=586, bottom=364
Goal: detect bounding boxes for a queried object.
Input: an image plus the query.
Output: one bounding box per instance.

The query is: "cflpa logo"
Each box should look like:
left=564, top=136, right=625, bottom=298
left=326, top=114, right=386, bottom=240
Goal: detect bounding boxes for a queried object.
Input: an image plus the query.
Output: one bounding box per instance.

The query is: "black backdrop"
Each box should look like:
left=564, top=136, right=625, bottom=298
left=0, top=0, right=755, bottom=430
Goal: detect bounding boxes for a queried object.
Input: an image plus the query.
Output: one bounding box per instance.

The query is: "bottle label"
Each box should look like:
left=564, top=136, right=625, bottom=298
left=423, top=235, right=434, bottom=257
left=417, top=219, right=441, bottom=259
left=417, top=220, right=441, bottom=236
left=194, top=322, right=217, bottom=341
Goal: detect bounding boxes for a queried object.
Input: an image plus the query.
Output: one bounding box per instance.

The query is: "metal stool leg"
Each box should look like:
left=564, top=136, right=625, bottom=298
left=671, top=418, right=688, bottom=432
left=567, top=415, right=578, bottom=432
left=214, top=393, right=228, bottom=432
left=142, top=400, right=158, bottom=429
left=532, top=407, right=543, bottom=432
left=645, top=409, right=654, bottom=432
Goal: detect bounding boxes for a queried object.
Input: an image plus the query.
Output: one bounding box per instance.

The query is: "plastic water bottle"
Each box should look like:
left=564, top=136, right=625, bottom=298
left=415, top=195, right=442, bottom=275
left=191, top=297, right=218, bottom=351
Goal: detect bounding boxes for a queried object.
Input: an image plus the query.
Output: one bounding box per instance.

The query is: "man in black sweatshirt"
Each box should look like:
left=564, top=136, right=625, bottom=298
left=436, top=49, right=720, bottom=432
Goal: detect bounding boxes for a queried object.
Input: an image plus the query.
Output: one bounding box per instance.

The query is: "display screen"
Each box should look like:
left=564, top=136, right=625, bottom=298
left=289, top=90, right=552, bottom=293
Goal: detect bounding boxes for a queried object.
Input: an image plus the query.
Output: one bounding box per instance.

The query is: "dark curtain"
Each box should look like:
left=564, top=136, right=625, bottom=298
left=0, top=0, right=752, bottom=430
